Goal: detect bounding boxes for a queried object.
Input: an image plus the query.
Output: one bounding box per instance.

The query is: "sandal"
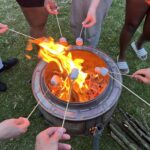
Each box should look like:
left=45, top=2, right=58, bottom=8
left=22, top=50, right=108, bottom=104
left=117, top=57, right=129, bottom=74
left=131, top=42, right=148, bottom=60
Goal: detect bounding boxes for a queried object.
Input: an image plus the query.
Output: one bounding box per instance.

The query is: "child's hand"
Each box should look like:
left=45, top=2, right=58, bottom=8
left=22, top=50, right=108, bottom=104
left=132, top=68, right=150, bottom=85
left=44, top=0, right=59, bottom=15
left=0, top=23, right=8, bottom=34
left=0, top=117, right=30, bottom=140
left=82, top=8, right=96, bottom=28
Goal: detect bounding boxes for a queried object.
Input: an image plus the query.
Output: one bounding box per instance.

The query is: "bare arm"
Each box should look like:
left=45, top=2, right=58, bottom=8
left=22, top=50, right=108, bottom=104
left=82, top=0, right=101, bottom=28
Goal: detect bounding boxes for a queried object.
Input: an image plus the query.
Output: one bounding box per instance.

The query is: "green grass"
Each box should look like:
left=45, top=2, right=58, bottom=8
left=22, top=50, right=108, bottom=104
left=0, top=0, right=150, bottom=149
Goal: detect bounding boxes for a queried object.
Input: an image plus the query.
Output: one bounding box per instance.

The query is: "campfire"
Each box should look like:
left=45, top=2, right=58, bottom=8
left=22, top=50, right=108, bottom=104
left=28, top=37, right=110, bottom=103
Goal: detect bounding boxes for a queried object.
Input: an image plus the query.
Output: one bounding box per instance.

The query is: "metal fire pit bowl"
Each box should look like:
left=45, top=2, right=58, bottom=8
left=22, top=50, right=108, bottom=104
left=32, top=46, right=122, bottom=135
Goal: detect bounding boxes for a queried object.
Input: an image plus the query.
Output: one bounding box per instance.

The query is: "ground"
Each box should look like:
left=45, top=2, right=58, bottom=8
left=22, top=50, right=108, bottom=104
left=0, top=0, right=150, bottom=150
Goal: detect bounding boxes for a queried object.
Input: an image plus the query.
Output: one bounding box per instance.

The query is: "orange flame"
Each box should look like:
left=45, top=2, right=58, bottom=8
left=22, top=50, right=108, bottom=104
left=32, top=37, right=87, bottom=89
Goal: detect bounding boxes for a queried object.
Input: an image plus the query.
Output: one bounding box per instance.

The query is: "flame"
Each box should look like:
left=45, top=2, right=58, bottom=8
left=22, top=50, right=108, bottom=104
left=31, top=37, right=87, bottom=90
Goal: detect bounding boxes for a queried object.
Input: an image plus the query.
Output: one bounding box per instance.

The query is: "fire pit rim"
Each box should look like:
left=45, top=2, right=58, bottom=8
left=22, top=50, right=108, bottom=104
left=32, top=46, right=122, bottom=121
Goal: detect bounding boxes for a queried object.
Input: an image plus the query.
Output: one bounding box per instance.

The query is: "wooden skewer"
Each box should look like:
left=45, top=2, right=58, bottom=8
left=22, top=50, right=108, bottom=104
left=27, top=89, right=49, bottom=119
left=61, top=80, right=74, bottom=127
left=9, top=29, right=36, bottom=40
left=109, top=74, right=150, bottom=107
left=110, top=72, right=132, bottom=77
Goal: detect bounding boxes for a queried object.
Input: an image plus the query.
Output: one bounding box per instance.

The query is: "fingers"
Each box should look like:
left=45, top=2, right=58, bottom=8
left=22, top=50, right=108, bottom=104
left=82, top=19, right=96, bottom=28
left=58, top=143, right=71, bottom=150
left=132, top=75, right=148, bottom=84
left=0, top=23, right=8, bottom=34
left=15, top=117, right=30, bottom=133
left=82, top=17, right=96, bottom=28
left=46, top=127, right=66, bottom=137
left=44, top=1, right=59, bottom=15
left=61, top=133, right=71, bottom=140
left=50, top=128, right=66, bottom=141
left=45, top=5, right=58, bottom=15
left=132, top=69, right=146, bottom=77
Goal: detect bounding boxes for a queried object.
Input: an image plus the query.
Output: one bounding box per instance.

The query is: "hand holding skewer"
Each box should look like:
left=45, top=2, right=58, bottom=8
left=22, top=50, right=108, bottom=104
left=132, top=68, right=150, bottom=85
left=95, top=67, right=150, bottom=107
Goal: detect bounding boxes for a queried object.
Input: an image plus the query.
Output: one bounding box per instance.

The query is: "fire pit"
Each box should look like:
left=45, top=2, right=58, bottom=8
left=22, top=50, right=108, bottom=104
left=32, top=45, right=122, bottom=136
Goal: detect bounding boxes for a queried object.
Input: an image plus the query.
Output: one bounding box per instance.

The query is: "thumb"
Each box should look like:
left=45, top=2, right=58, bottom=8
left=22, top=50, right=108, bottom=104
left=16, top=117, right=30, bottom=128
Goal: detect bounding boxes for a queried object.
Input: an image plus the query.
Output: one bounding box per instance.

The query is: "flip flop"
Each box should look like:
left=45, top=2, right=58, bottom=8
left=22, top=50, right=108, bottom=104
left=131, top=42, right=148, bottom=60
left=116, top=56, right=129, bottom=74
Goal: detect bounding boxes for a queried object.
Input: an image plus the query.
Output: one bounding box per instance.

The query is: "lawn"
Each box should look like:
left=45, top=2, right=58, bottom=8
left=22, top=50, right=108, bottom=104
left=0, top=0, right=150, bottom=150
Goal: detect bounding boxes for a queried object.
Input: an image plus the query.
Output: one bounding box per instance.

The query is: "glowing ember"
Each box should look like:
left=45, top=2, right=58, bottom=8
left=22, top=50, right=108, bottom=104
left=28, top=37, right=110, bottom=102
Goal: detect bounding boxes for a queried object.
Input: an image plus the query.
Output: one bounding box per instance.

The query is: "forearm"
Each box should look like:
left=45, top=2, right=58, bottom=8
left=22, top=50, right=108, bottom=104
left=90, top=0, right=101, bottom=10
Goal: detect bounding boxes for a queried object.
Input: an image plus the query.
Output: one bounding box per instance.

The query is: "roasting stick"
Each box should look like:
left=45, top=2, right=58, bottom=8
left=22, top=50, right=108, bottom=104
left=79, top=26, right=84, bottom=38
left=61, top=80, right=74, bottom=127
left=27, top=89, right=49, bottom=119
left=9, top=29, right=36, bottom=40
left=110, top=72, right=132, bottom=77
left=95, top=67, right=132, bottom=77
left=109, top=74, right=150, bottom=107
left=55, top=14, right=63, bottom=37
left=61, top=68, right=79, bottom=127
left=95, top=67, right=150, bottom=107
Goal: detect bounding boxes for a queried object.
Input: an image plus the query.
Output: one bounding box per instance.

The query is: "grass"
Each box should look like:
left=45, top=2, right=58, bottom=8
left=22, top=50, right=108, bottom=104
left=0, top=0, right=150, bottom=149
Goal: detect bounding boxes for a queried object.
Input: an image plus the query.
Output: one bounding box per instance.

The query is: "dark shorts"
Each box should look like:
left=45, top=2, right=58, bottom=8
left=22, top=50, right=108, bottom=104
left=16, top=0, right=44, bottom=7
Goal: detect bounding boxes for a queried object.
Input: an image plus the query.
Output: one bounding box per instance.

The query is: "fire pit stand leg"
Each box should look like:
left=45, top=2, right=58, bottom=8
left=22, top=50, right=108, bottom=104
left=92, top=125, right=104, bottom=150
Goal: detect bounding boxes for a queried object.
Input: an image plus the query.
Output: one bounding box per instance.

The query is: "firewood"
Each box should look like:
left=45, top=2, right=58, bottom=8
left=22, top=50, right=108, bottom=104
left=111, top=131, right=128, bottom=150
left=110, top=122, right=139, bottom=150
left=119, top=108, right=150, bottom=136
left=127, top=119, right=150, bottom=143
left=123, top=121, right=150, bottom=150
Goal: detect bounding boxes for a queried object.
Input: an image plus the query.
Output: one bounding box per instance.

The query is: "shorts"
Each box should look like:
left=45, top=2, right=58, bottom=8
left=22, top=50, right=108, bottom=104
left=16, top=0, right=44, bottom=7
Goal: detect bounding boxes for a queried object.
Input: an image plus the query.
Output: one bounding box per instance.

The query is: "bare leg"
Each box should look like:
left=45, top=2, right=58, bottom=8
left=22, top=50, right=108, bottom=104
left=136, top=9, right=150, bottom=49
left=21, top=7, right=48, bottom=38
left=119, top=0, right=148, bottom=61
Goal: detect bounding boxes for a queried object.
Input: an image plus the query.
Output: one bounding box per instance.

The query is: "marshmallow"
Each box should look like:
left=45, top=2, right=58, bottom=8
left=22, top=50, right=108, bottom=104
left=59, top=37, right=68, bottom=45
left=51, top=75, right=61, bottom=85
left=95, top=67, right=109, bottom=76
left=70, top=68, right=79, bottom=80
left=76, top=37, right=83, bottom=46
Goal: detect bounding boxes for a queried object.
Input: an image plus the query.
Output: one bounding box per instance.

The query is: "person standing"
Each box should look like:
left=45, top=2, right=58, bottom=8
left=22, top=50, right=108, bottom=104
left=117, top=0, right=150, bottom=74
left=16, top=0, right=112, bottom=47
left=0, top=23, right=18, bottom=92
left=45, top=0, right=113, bottom=47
